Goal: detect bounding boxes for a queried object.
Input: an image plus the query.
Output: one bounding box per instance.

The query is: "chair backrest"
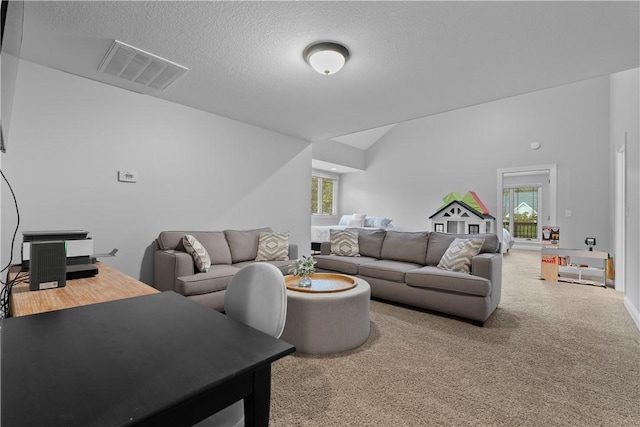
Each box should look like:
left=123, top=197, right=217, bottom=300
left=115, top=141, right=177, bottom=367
left=224, top=263, right=287, bottom=338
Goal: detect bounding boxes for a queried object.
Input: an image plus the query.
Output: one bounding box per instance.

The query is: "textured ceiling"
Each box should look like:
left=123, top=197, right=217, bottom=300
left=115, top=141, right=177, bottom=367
left=14, top=1, right=640, bottom=147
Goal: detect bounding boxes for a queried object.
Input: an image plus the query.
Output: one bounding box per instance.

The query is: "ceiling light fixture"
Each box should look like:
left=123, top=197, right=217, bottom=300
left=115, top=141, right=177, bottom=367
left=303, top=42, right=350, bottom=76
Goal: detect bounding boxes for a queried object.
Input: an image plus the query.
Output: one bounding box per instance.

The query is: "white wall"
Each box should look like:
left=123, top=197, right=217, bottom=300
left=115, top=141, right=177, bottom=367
left=611, top=68, right=640, bottom=329
left=312, top=139, right=366, bottom=171
left=341, top=76, right=611, bottom=251
left=1, top=60, right=311, bottom=284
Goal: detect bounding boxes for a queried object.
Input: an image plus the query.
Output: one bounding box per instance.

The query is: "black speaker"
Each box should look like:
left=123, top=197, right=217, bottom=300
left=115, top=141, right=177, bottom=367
left=29, top=241, right=66, bottom=291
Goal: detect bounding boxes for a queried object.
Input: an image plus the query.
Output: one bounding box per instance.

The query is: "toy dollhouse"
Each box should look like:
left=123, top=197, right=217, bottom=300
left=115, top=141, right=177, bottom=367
left=429, top=191, right=495, bottom=234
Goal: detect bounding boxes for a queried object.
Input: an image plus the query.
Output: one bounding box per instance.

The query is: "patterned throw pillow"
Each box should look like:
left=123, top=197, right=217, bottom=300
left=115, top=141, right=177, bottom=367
left=437, top=238, right=485, bottom=274
left=255, top=231, right=290, bottom=261
left=330, top=229, right=360, bottom=257
left=183, top=234, right=211, bottom=272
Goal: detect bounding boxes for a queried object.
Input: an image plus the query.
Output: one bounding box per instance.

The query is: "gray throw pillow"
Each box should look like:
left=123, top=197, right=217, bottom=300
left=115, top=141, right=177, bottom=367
left=183, top=234, right=211, bottom=272
left=437, top=238, right=484, bottom=274
left=330, top=229, right=360, bottom=257
left=255, top=231, right=290, bottom=261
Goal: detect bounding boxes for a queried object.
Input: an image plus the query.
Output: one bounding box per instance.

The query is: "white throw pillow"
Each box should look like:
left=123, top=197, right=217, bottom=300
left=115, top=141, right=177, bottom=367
left=347, top=213, right=366, bottom=227
left=183, top=234, right=211, bottom=272
left=437, top=238, right=484, bottom=274
left=255, top=231, right=290, bottom=261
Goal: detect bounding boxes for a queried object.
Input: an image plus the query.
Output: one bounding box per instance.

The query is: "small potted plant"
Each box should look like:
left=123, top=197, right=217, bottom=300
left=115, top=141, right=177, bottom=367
left=288, top=255, right=317, bottom=288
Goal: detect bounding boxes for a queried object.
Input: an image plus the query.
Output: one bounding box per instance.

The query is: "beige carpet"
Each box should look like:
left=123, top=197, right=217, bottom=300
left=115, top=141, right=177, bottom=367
left=269, top=249, right=640, bottom=426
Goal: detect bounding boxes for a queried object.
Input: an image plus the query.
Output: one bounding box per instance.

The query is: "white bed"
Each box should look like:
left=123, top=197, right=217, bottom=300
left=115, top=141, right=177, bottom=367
left=502, top=228, right=515, bottom=253
left=311, top=214, right=394, bottom=243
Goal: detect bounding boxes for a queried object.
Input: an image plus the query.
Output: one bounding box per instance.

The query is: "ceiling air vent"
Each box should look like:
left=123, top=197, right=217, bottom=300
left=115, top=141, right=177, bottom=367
left=98, top=40, right=188, bottom=91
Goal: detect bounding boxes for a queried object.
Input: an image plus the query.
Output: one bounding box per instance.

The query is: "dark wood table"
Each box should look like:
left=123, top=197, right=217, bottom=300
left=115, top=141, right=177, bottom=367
left=1, top=291, right=295, bottom=426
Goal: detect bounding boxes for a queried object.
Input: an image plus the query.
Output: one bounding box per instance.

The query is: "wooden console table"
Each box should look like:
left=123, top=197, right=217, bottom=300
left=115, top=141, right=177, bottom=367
left=9, top=262, right=158, bottom=317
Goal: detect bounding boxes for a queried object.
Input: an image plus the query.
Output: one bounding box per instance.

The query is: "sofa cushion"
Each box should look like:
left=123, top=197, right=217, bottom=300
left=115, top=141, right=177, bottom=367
left=176, top=264, right=240, bottom=296
left=380, top=231, right=429, bottom=265
left=233, top=259, right=292, bottom=275
left=359, top=260, right=422, bottom=283
left=157, top=231, right=232, bottom=265
left=330, top=229, right=360, bottom=257
left=405, top=266, right=491, bottom=297
left=314, top=255, right=377, bottom=275
left=255, top=231, right=290, bottom=261
left=437, top=238, right=485, bottom=274
left=357, top=228, right=386, bottom=259
left=182, top=234, right=211, bottom=272
left=225, top=228, right=272, bottom=263
left=426, top=232, right=499, bottom=266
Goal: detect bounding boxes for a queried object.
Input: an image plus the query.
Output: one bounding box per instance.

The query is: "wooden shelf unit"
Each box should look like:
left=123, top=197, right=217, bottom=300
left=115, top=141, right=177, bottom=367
left=540, top=247, right=609, bottom=288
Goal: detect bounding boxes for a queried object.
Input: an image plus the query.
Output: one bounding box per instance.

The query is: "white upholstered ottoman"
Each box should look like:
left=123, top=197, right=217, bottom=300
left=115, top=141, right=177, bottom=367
left=280, top=275, right=371, bottom=355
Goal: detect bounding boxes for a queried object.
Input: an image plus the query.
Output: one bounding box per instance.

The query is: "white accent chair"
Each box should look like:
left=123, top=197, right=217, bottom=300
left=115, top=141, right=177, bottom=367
left=203, top=263, right=287, bottom=427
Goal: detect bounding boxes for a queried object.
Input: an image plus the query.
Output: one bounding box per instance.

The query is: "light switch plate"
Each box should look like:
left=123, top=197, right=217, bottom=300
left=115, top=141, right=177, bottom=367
left=118, top=170, right=138, bottom=183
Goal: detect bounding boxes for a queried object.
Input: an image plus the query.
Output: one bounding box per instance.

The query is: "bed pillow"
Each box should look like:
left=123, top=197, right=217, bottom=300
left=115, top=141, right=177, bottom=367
left=183, top=234, right=211, bottom=272
left=366, top=216, right=392, bottom=229
left=338, top=214, right=353, bottom=226
left=347, top=213, right=366, bottom=227
left=330, top=229, right=360, bottom=257
left=437, top=238, right=485, bottom=274
left=255, top=231, right=290, bottom=261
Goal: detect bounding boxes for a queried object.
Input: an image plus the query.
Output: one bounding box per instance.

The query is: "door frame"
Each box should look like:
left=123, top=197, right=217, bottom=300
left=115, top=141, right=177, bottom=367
left=614, top=139, right=626, bottom=292
left=497, top=164, right=557, bottom=248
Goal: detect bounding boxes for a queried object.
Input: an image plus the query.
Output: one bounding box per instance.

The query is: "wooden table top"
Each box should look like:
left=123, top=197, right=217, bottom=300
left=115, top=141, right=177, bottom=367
left=285, top=273, right=358, bottom=293
left=9, top=262, right=159, bottom=317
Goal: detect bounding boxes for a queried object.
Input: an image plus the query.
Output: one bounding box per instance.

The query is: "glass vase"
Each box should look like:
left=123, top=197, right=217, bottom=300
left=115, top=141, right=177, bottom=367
left=298, top=273, right=312, bottom=288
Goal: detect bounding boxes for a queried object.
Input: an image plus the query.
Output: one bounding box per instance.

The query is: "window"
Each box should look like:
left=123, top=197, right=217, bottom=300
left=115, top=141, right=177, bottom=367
left=503, top=187, right=539, bottom=239
left=311, top=173, right=338, bottom=215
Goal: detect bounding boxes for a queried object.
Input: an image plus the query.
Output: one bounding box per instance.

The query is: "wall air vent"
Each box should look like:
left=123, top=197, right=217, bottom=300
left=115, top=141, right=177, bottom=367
left=98, top=40, right=188, bottom=91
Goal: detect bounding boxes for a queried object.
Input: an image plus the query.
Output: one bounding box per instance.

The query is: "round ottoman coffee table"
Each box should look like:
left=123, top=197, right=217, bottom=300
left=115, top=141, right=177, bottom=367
left=280, top=274, right=371, bottom=355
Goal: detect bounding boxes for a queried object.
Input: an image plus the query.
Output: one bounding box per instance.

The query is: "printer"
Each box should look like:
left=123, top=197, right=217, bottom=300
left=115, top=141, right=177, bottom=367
left=22, top=230, right=98, bottom=280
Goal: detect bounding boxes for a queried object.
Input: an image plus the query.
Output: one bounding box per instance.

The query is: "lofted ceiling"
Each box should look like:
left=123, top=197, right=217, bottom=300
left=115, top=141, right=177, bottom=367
left=10, top=1, right=640, bottom=149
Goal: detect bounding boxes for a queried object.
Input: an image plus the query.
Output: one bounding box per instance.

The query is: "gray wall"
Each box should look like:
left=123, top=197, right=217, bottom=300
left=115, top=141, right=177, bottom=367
left=1, top=60, right=311, bottom=284
left=340, top=76, right=611, bottom=251
left=610, top=68, right=640, bottom=328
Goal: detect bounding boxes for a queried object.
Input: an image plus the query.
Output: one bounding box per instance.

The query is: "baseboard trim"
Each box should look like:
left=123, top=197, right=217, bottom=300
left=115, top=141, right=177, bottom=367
left=624, top=296, right=640, bottom=331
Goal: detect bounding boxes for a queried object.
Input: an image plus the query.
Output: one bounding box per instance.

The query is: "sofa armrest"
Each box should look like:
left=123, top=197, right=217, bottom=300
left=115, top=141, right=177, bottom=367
left=320, top=241, right=331, bottom=255
left=154, top=249, right=195, bottom=292
left=472, top=252, right=501, bottom=280
left=472, top=253, right=502, bottom=294
left=288, top=244, right=298, bottom=260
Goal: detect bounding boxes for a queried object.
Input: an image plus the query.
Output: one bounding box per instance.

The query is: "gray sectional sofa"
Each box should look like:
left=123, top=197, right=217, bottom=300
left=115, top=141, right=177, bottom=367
left=153, top=228, right=297, bottom=311
left=315, top=229, right=502, bottom=325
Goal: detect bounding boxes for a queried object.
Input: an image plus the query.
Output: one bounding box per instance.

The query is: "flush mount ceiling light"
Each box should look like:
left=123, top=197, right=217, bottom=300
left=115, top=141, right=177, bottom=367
left=303, top=42, right=350, bottom=76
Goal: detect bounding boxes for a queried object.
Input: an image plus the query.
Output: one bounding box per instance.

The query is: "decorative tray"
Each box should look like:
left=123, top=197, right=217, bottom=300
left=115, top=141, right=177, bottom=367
left=285, top=273, right=357, bottom=293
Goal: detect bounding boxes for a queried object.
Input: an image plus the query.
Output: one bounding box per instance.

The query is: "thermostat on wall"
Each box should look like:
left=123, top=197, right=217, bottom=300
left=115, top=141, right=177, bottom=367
left=118, top=170, right=138, bottom=183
